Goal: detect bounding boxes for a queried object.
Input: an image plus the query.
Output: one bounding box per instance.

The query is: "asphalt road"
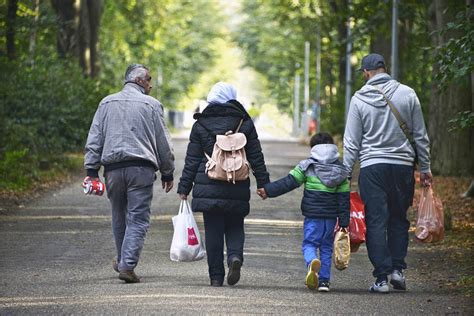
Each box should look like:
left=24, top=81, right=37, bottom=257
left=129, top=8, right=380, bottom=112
left=0, top=138, right=471, bottom=315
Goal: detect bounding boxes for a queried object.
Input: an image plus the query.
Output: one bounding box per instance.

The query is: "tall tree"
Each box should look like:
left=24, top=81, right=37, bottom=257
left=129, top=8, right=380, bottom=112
left=51, top=0, right=103, bottom=77
left=51, top=0, right=77, bottom=58
left=78, top=0, right=102, bottom=77
left=428, top=0, right=473, bottom=176
left=6, top=0, right=18, bottom=60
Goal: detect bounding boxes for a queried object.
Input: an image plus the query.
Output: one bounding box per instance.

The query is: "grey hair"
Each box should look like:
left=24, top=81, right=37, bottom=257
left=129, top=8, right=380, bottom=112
left=124, top=64, right=149, bottom=82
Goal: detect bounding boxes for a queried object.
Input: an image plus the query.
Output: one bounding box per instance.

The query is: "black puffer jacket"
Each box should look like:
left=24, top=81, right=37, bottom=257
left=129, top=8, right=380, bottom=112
left=177, top=100, right=269, bottom=217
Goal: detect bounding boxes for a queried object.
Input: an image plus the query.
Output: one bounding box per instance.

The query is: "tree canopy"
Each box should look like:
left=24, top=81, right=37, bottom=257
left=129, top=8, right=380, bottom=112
left=0, top=0, right=472, bottom=190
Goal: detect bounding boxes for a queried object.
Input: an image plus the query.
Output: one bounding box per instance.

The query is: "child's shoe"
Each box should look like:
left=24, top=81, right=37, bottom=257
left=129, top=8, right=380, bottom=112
left=305, top=259, right=321, bottom=290
left=318, top=280, right=330, bottom=292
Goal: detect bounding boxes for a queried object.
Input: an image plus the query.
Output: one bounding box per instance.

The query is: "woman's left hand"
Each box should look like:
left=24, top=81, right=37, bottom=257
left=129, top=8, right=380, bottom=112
left=179, top=194, right=188, bottom=200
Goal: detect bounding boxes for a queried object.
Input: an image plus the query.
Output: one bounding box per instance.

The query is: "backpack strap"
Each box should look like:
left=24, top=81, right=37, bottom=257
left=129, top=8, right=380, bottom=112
left=373, top=86, right=418, bottom=163
left=235, top=119, right=244, bottom=133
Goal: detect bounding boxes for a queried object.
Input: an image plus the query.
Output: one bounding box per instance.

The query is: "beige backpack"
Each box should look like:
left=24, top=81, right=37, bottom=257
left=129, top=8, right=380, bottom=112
left=202, top=119, right=250, bottom=184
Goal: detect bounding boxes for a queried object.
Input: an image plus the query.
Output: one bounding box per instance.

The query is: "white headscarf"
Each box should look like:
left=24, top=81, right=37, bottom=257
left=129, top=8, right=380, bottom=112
left=206, top=82, right=237, bottom=104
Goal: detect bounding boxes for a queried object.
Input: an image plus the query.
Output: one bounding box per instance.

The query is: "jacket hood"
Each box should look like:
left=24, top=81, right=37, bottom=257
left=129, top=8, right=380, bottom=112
left=310, top=144, right=339, bottom=163
left=354, top=73, right=400, bottom=108
left=300, top=144, right=349, bottom=187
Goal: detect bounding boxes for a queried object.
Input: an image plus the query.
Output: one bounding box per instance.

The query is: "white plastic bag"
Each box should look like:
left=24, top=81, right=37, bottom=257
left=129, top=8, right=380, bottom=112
left=170, top=200, right=205, bottom=262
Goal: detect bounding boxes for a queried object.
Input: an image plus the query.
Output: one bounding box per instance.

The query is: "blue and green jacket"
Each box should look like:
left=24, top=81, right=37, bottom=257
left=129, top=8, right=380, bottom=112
left=264, top=144, right=350, bottom=227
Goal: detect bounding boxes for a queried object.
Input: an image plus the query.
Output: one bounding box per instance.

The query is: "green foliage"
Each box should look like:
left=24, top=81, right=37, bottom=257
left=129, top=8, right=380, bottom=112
left=0, top=149, right=33, bottom=190
left=434, top=8, right=474, bottom=89
left=99, top=0, right=224, bottom=107
left=236, top=0, right=434, bottom=134
left=0, top=0, right=225, bottom=190
left=448, top=111, right=474, bottom=132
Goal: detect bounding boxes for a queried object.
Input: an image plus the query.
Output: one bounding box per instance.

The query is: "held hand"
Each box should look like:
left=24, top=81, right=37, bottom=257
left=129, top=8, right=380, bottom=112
left=162, top=180, right=174, bottom=193
left=82, top=176, right=99, bottom=188
left=256, top=188, right=268, bottom=200
left=179, top=194, right=188, bottom=200
left=420, top=172, right=433, bottom=187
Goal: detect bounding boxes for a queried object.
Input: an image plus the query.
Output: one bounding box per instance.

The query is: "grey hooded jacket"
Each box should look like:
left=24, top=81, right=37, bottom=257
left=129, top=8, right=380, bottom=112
left=84, top=83, right=175, bottom=180
left=343, top=73, right=431, bottom=174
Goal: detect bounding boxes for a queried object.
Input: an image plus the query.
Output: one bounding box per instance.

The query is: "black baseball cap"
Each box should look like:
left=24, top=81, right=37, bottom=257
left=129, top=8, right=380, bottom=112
left=358, top=53, right=386, bottom=71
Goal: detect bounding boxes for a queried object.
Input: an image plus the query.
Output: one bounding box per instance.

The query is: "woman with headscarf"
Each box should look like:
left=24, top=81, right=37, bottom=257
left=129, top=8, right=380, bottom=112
left=177, top=82, right=270, bottom=287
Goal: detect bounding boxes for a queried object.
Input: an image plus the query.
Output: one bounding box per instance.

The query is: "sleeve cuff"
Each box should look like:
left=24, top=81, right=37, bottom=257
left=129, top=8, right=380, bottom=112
left=161, top=174, right=174, bottom=182
left=87, top=169, right=99, bottom=178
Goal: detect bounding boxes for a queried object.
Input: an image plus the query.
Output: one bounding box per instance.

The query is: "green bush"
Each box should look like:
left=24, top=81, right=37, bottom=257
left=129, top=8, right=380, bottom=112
left=0, top=57, right=110, bottom=190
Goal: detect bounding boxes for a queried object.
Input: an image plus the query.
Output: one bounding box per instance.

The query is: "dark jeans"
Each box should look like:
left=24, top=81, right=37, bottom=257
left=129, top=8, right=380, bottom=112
left=359, top=164, right=415, bottom=278
left=105, top=166, right=155, bottom=271
left=203, top=213, right=245, bottom=282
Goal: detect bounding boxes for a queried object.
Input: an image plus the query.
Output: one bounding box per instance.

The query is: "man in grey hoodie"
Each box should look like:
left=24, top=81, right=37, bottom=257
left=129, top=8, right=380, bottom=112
left=83, top=64, right=175, bottom=283
left=343, top=53, right=432, bottom=293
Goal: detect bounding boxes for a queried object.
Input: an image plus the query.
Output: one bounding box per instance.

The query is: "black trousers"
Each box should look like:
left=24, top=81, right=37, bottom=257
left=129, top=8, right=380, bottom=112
left=359, top=163, right=415, bottom=278
left=203, top=212, right=245, bottom=282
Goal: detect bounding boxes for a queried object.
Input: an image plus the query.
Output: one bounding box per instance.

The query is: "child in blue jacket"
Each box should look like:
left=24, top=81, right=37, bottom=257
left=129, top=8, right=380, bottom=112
left=258, top=133, right=350, bottom=292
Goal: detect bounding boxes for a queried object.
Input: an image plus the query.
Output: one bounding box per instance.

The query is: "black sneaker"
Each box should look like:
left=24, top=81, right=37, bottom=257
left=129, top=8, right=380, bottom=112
left=318, top=281, right=330, bottom=292
left=390, top=270, right=406, bottom=290
left=227, top=257, right=242, bottom=286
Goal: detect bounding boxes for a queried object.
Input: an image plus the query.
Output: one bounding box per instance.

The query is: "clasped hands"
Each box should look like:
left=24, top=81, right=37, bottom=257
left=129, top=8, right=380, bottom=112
left=256, top=188, right=267, bottom=200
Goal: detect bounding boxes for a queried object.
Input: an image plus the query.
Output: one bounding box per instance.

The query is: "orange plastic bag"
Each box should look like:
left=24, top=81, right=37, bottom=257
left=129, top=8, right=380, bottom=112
left=415, top=187, right=444, bottom=243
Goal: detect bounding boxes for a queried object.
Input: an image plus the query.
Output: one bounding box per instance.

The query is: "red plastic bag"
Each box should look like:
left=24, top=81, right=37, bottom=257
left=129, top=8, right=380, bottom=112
left=334, top=192, right=367, bottom=252
left=415, top=187, right=444, bottom=243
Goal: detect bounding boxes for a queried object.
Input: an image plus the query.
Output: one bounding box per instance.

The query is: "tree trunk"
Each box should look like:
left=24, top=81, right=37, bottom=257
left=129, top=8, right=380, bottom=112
left=370, top=33, right=391, bottom=69
left=329, top=0, right=348, bottom=97
left=6, top=0, right=18, bottom=60
left=87, top=0, right=102, bottom=77
left=78, top=0, right=102, bottom=77
left=52, top=0, right=102, bottom=77
left=428, top=0, right=474, bottom=176
left=28, top=0, right=41, bottom=67
left=51, top=0, right=78, bottom=58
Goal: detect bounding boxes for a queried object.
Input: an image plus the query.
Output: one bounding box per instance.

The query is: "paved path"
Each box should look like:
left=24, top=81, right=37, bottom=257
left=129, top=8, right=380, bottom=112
left=0, top=139, right=471, bottom=315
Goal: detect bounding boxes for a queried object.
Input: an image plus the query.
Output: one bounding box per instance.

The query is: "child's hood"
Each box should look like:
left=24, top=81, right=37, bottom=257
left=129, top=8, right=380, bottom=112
left=299, top=144, right=349, bottom=188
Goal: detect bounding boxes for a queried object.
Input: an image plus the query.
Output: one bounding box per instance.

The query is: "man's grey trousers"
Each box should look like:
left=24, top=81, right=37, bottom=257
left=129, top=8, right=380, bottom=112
left=105, top=166, right=155, bottom=272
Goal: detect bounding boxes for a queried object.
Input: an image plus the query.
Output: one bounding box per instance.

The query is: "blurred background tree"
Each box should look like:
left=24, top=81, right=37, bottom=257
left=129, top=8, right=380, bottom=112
left=0, top=0, right=472, bottom=190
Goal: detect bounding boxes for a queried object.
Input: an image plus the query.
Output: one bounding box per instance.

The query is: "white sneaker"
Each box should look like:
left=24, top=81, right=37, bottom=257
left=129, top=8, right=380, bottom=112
left=369, top=280, right=389, bottom=293
left=390, top=270, right=406, bottom=290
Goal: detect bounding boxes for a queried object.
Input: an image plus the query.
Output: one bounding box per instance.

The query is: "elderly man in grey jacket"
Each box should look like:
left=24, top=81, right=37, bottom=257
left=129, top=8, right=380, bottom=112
left=343, top=54, right=432, bottom=293
left=83, top=64, right=175, bottom=283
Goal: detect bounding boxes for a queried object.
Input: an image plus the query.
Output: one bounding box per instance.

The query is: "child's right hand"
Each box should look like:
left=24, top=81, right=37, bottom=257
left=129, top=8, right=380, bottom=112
left=256, top=188, right=268, bottom=200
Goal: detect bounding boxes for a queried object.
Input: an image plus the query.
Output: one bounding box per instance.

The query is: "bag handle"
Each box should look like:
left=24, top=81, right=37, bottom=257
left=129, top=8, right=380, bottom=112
left=373, top=86, right=418, bottom=162
left=179, top=200, right=192, bottom=215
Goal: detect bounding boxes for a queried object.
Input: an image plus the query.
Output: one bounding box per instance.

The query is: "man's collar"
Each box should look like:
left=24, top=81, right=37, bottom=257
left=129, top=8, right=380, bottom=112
left=123, top=82, right=146, bottom=94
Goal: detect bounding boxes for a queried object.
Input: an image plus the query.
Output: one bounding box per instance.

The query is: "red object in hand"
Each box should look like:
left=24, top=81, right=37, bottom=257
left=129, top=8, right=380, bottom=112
left=334, top=192, right=367, bottom=252
left=348, top=192, right=366, bottom=245
left=83, top=179, right=105, bottom=196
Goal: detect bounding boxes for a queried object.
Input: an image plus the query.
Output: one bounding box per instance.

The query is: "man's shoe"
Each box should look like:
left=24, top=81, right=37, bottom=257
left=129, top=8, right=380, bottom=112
left=369, top=280, right=389, bottom=293
left=318, top=281, right=330, bottom=292
left=118, top=270, right=140, bottom=283
left=305, top=259, right=321, bottom=290
left=112, top=258, right=119, bottom=273
left=390, top=270, right=406, bottom=290
left=210, top=279, right=223, bottom=287
left=227, top=257, right=242, bottom=286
